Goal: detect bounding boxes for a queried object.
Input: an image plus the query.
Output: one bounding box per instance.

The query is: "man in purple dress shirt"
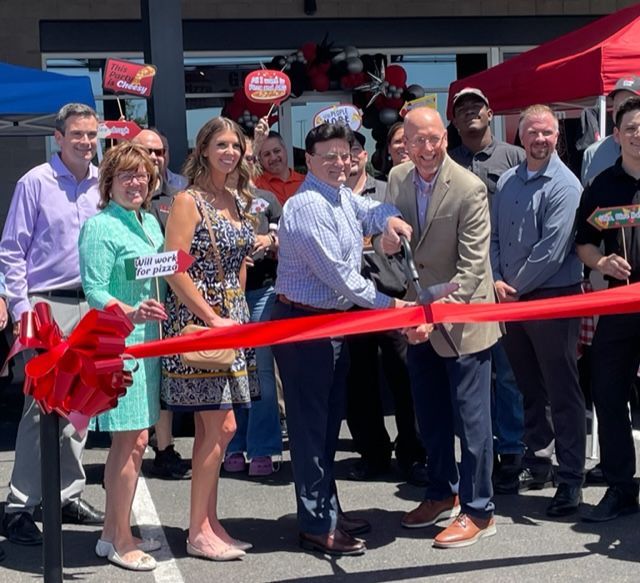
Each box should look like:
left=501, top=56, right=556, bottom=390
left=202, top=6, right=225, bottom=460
left=0, top=103, right=105, bottom=545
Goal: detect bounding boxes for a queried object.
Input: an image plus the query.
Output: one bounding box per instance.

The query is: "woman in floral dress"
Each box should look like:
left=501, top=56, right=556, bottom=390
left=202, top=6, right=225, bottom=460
left=162, top=117, right=258, bottom=561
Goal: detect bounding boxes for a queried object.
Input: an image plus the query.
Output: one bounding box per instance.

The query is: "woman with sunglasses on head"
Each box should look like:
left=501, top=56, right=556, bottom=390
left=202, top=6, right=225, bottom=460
left=161, top=117, right=258, bottom=561
left=78, top=142, right=167, bottom=572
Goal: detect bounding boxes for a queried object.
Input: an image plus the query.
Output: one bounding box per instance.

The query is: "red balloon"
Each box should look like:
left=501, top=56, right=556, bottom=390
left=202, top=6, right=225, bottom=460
left=384, top=64, right=407, bottom=88
left=301, top=42, right=317, bottom=62
left=311, top=73, right=330, bottom=92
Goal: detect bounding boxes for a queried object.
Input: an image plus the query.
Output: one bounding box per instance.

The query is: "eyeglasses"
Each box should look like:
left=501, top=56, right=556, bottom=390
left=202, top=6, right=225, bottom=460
left=312, top=152, right=351, bottom=163
left=407, top=135, right=445, bottom=149
left=146, top=148, right=166, bottom=157
left=244, top=154, right=257, bottom=163
left=116, top=172, right=150, bottom=184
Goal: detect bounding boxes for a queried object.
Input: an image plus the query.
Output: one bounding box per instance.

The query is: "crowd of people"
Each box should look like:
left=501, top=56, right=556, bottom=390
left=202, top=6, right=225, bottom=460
left=1, top=73, right=640, bottom=568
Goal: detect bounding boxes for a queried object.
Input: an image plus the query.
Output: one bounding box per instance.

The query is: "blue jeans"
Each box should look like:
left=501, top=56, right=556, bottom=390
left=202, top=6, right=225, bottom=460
left=228, top=286, right=282, bottom=458
left=491, top=340, right=525, bottom=456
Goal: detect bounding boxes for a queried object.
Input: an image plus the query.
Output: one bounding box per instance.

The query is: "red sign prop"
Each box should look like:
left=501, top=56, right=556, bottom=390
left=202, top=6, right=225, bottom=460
left=244, top=69, right=291, bottom=104
left=98, top=120, right=142, bottom=141
left=103, top=58, right=157, bottom=98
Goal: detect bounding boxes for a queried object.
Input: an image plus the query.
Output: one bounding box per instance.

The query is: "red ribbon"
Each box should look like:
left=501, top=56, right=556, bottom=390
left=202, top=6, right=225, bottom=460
left=128, top=282, right=640, bottom=359
left=8, top=283, right=640, bottom=429
left=5, top=302, right=134, bottom=429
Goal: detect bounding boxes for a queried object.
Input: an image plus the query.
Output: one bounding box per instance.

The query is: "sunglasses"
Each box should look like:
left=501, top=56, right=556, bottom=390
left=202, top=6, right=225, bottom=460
left=245, top=154, right=257, bottom=163
left=146, top=147, right=166, bottom=157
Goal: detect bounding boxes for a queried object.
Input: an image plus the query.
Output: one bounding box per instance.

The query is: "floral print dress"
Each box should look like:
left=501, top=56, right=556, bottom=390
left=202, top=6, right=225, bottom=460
left=161, top=189, right=259, bottom=410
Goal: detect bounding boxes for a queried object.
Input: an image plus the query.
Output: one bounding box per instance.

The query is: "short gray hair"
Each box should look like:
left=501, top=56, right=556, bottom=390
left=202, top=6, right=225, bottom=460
left=518, top=104, right=558, bottom=134
left=55, top=103, right=98, bottom=133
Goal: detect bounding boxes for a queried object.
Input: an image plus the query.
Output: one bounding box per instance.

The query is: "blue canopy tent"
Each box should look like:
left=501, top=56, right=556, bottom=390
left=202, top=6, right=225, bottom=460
left=0, top=62, right=95, bottom=136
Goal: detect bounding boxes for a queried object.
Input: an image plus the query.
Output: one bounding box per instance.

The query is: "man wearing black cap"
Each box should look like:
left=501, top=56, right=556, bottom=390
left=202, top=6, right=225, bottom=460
left=344, top=132, right=427, bottom=485
left=449, top=88, right=525, bottom=197
left=581, top=76, right=640, bottom=186
left=449, top=88, right=526, bottom=494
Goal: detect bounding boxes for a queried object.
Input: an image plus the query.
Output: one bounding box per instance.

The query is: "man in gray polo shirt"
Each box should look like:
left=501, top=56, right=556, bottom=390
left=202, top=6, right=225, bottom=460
left=491, top=104, right=585, bottom=518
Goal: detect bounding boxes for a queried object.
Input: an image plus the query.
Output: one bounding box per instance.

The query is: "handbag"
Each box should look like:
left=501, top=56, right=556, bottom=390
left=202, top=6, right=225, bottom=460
left=180, top=324, right=236, bottom=370
left=179, top=189, right=237, bottom=370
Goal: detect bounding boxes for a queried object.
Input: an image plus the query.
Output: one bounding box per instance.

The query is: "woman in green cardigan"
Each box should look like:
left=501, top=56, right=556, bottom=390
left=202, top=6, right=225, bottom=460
left=79, top=142, right=167, bottom=572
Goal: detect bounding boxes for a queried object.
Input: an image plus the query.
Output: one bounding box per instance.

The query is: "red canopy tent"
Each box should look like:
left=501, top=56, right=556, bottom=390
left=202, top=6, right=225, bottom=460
left=446, top=4, right=640, bottom=124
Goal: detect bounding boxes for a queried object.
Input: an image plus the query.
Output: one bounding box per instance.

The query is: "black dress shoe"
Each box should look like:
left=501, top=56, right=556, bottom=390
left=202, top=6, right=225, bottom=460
left=585, top=464, right=606, bottom=485
left=518, top=467, right=553, bottom=492
left=149, top=445, right=192, bottom=480
left=2, top=512, right=42, bottom=546
left=61, top=499, right=105, bottom=525
left=347, top=459, right=390, bottom=481
left=493, top=455, right=523, bottom=494
left=582, top=486, right=640, bottom=522
left=546, top=483, right=582, bottom=517
left=299, top=528, right=366, bottom=556
left=337, top=512, right=371, bottom=536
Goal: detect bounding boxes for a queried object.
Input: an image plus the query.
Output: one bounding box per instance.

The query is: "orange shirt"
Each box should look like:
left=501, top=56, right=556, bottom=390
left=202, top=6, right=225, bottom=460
left=255, top=169, right=305, bottom=205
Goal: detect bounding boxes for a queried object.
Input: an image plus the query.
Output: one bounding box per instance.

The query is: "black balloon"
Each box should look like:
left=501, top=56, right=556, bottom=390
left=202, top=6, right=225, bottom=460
left=406, top=84, right=426, bottom=99
left=379, top=107, right=399, bottom=125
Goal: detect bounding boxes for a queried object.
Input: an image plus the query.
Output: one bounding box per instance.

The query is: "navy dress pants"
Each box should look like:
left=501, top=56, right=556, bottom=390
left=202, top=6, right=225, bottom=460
left=407, top=341, right=495, bottom=519
left=271, top=300, right=350, bottom=534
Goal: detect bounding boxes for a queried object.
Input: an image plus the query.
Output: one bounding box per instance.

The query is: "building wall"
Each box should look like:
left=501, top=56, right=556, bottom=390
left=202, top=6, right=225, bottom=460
left=0, top=0, right=635, bottom=221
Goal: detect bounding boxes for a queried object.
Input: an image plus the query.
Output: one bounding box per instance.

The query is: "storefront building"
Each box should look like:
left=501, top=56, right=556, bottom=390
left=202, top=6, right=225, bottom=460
left=0, top=0, right=635, bottom=222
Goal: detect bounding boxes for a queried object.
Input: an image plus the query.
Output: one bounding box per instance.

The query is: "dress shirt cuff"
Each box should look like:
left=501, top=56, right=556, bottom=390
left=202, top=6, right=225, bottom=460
left=372, top=290, right=394, bottom=309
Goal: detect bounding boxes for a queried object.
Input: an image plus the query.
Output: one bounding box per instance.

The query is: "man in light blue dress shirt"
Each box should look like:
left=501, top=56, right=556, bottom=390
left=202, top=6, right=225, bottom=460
left=272, top=123, right=412, bottom=556
left=491, top=104, right=585, bottom=518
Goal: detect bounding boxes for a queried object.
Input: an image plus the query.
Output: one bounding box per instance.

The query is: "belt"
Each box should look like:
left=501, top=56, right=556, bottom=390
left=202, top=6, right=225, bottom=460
left=33, top=288, right=85, bottom=300
left=276, top=294, right=335, bottom=314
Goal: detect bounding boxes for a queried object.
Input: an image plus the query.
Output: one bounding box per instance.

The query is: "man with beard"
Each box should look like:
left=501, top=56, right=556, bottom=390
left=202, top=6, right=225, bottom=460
left=254, top=120, right=305, bottom=205
left=343, top=132, right=427, bottom=484
left=449, top=88, right=526, bottom=494
left=491, top=104, right=585, bottom=517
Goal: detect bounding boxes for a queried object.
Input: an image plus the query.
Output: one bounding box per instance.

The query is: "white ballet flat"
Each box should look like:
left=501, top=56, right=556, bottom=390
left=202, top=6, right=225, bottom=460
left=107, top=546, right=157, bottom=571
left=231, top=538, right=253, bottom=551
left=95, top=538, right=161, bottom=558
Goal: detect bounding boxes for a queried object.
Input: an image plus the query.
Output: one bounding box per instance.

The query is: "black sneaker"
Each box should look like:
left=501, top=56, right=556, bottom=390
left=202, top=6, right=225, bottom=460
left=582, top=486, right=639, bottom=522
left=149, top=445, right=192, bottom=480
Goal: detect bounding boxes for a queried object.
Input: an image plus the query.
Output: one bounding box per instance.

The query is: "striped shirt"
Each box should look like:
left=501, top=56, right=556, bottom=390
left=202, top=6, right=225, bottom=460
left=276, top=172, right=399, bottom=310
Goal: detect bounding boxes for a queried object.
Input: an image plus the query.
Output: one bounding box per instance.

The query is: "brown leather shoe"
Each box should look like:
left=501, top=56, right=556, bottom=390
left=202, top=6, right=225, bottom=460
left=299, top=528, right=366, bottom=556
left=337, top=512, right=371, bottom=536
left=401, top=495, right=461, bottom=528
left=433, top=513, right=496, bottom=548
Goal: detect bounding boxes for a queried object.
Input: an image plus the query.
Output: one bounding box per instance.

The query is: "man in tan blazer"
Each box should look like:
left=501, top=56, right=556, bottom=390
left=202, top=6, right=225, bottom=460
left=381, top=107, right=501, bottom=549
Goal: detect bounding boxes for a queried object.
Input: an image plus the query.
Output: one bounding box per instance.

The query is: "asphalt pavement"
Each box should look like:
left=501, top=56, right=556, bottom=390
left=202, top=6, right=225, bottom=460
left=0, top=373, right=639, bottom=583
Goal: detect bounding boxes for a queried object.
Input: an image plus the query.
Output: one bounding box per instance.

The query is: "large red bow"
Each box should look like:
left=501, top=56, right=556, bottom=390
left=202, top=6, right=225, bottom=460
left=6, top=302, right=135, bottom=431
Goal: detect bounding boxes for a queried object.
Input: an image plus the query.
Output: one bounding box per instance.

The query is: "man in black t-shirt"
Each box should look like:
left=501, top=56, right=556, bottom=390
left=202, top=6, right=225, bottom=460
left=576, top=96, right=640, bottom=522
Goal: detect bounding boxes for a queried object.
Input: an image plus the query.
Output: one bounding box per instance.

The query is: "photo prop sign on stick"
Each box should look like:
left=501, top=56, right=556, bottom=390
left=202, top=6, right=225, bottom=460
left=103, top=58, right=157, bottom=97
left=587, top=205, right=640, bottom=231
left=98, top=120, right=142, bottom=141
left=399, top=94, right=437, bottom=118
left=313, top=104, right=362, bottom=131
left=124, top=250, right=194, bottom=281
left=244, top=69, right=291, bottom=105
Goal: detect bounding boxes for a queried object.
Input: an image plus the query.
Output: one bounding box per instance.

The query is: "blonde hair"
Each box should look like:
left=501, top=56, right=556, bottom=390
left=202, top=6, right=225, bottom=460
left=98, top=142, right=158, bottom=210
left=182, top=117, right=253, bottom=216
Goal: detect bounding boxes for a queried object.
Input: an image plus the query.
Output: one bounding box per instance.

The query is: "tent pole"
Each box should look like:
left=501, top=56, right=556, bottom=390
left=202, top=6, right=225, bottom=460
left=598, top=95, right=607, bottom=140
